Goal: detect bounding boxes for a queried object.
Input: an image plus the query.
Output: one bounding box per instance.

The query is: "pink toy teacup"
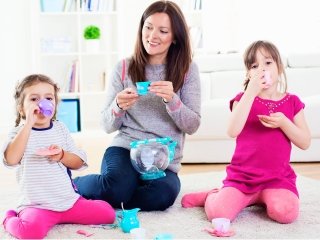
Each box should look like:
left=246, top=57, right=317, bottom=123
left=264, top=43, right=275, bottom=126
left=264, top=71, right=272, bottom=88
left=212, top=218, right=230, bottom=233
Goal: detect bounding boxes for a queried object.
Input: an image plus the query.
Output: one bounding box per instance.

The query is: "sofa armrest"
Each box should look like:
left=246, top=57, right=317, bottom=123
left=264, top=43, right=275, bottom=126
left=303, top=95, right=320, bottom=138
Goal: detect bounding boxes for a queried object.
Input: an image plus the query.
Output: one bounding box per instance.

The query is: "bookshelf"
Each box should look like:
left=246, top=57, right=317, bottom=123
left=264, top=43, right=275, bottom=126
left=31, top=0, right=203, bottom=133
left=32, top=0, right=119, bottom=131
left=181, top=0, right=203, bottom=52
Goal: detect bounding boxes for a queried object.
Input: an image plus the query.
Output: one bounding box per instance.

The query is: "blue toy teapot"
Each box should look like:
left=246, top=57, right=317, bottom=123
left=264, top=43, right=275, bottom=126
left=116, top=207, right=140, bottom=233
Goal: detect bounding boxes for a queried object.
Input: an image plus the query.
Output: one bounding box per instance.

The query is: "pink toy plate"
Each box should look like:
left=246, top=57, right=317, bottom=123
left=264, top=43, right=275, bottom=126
left=204, top=227, right=235, bottom=237
left=35, top=148, right=61, bottom=156
left=76, top=229, right=94, bottom=237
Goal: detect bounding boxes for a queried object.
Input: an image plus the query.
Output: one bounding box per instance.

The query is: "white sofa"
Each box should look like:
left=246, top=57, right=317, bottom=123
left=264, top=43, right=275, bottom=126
left=70, top=53, right=320, bottom=164
left=182, top=52, right=320, bottom=163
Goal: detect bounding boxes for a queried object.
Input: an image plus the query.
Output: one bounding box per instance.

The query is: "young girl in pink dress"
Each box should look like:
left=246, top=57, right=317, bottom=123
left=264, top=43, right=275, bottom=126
left=182, top=41, right=311, bottom=227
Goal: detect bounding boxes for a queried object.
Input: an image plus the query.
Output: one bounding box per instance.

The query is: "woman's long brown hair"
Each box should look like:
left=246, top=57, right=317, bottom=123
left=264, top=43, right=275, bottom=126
left=128, top=0, right=192, bottom=92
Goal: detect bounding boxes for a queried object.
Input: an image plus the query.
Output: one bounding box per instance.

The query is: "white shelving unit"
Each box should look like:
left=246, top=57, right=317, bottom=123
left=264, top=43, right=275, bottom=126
left=31, top=0, right=203, bottom=132
left=180, top=0, right=203, bottom=52
left=32, top=0, right=120, bottom=131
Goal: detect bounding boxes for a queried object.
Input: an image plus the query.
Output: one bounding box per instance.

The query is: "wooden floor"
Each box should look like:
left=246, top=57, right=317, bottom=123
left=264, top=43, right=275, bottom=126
left=180, top=162, right=320, bottom=180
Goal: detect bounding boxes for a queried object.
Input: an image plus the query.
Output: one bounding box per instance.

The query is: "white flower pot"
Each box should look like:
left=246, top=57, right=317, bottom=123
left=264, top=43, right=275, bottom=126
left=85, top=39, right=100, bottom=53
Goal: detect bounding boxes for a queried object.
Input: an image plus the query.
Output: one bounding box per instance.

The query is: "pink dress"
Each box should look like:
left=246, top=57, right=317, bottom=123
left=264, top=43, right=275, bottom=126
left=223, top=92, right=305, bottom=197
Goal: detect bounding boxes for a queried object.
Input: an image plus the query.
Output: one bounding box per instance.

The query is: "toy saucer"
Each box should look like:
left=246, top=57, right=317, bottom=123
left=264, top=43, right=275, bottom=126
left=35, top=148, right=61, bottom=156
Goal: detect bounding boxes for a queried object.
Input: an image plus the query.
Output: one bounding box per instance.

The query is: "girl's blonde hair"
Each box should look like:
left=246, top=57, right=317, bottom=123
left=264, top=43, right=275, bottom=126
left=243, top=40, right=287, bottom=92
left=14, top=74, right=60, bottom=127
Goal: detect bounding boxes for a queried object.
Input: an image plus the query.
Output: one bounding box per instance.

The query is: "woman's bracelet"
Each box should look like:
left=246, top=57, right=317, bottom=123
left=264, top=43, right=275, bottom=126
left=116, top=98, right=123, bottom=110
left=162, top=98, right=169, bottom=103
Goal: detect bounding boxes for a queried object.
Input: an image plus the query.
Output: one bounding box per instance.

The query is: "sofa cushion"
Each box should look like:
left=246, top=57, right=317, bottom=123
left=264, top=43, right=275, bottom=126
left=189, top=99, right=231, bottom=139
left=194, top=53, right=244, bottom=72
left=303, top=95, right=320, bottom=137
left=285, top=68, right=320, bottom=97
left=210, top=71, right=245, bottom=99
left=199, top=72, right=212, bottom=101
left=287, top=53, right=320, bottom=68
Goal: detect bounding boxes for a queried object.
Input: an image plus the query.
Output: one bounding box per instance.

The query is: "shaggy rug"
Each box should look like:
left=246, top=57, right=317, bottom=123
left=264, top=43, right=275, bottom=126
left=1, top=171, right=320, bottom=239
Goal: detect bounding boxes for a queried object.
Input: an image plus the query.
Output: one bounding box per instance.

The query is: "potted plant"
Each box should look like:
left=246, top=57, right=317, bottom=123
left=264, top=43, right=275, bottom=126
left=83, top=25, right=101, bottom=52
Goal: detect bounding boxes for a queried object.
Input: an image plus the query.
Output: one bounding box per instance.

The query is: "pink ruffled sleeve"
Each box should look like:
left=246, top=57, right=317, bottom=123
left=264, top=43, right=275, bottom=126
left=291, top=94, right=305, bottom=116
left=229, top=92, right=244, bottom=111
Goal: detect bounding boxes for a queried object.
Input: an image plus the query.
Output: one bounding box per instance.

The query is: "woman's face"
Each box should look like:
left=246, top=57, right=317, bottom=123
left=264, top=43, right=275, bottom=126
left=142, top=12, right=174, bottom=64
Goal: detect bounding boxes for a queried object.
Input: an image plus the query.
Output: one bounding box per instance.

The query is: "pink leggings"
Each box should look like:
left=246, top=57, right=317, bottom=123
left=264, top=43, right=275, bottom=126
left=3, top=197, right=115, bottom=239
left=205, top=187, right=299, bottom=224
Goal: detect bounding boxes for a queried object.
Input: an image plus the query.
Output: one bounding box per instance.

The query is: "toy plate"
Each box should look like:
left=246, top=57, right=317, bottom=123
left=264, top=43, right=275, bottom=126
left=35, top=148, right=61, bottom=156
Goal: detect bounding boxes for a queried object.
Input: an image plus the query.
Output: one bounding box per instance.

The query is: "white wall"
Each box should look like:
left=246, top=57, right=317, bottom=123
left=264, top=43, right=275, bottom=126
left=202, top=0, right=320, bottom=54
left=0, top=0, right=32, bottom=133
left=117, top=0, right=155, bottom=58
left=117, top=0, right=196, bottom=58
left=1, top=0, right=319, bottom=134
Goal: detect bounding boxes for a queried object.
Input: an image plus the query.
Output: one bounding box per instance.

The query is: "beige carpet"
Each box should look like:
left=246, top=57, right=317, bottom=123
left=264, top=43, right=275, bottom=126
left=1, top=170, right=320, bottom=239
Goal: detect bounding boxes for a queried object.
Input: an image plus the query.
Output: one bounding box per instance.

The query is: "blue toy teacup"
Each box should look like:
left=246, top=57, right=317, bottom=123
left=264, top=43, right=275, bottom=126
left=136, top=81, right=151, bottom=95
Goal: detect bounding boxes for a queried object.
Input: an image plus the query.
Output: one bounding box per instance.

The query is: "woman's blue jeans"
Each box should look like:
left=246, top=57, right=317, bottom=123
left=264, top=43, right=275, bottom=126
left=73, top=147, right=181, bottom=211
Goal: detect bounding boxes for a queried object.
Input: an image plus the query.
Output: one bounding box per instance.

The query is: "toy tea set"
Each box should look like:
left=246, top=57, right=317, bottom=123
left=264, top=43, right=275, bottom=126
left=116, top=205, right=140, bottom=233
left=38, top=99, right=54, bottom=117
left=136, top=81, right=151, bottom=95
left=115, top=203, right=173, bottom=239
left=130, top=137, right=177, bottom=180
left=111, top=137, right=177, bottom=238
left=264, top=71, right=272, bottom=88
left=204, top=217, right=234, bottom=237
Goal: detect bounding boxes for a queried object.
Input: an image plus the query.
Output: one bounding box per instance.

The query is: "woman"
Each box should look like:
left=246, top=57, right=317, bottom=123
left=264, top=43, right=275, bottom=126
left=74, top=0, right=201, bottom=211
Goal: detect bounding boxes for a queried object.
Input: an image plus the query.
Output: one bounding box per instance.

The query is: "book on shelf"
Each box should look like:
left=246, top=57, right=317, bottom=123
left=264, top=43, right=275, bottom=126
left=63, top=59, right=79, bottom=93
left=57, top=98, right=81, bottom=132
left=64, top=0, right=76, bottom=12
left=81, top=0, right=115, bottom=12
left=40, top=0, right=66, bottom=12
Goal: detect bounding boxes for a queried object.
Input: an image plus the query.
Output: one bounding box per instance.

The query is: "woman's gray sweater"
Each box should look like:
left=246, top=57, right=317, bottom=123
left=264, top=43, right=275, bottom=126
left=101, top=59, right=201, bottom=172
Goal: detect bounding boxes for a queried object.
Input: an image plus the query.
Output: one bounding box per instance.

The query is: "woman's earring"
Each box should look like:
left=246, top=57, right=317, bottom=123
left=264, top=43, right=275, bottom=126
left=173, top=40, right=176, bottom=45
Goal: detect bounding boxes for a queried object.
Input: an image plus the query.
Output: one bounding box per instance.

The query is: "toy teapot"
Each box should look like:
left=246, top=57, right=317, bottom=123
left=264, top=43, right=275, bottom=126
left=116, top=207, right=140, bottom=233
left=130, top=137, right=177, bottom=180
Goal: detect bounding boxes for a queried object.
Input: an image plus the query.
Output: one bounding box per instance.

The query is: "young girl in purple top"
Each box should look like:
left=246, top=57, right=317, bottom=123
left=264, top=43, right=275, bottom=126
left=182, top=41, right=311, bottom=226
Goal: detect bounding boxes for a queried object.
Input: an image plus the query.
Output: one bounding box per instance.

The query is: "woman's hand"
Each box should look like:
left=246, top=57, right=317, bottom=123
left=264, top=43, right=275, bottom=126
left=149, top=81, right=174, bottom=102
left=257, top=112, right=288, bottom=128
left=116, top=88, right=139, bottom=110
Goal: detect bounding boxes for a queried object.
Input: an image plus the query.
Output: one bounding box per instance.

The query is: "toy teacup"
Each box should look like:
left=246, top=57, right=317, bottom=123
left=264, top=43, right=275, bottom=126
left=136, top=81, right=151, bottom=95
left=38, top=99, right=54, bottom=117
